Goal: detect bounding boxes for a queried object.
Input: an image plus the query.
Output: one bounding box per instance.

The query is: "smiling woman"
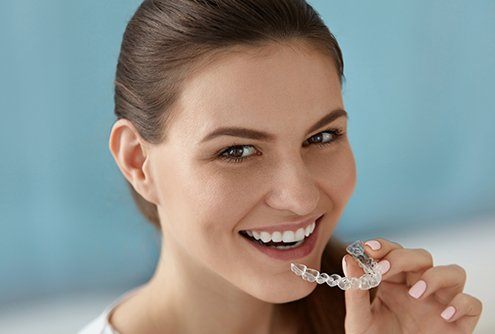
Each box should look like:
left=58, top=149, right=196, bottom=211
left=78, top=0, right=482, bottom=333
left=93, top=1, right=353, bottom=332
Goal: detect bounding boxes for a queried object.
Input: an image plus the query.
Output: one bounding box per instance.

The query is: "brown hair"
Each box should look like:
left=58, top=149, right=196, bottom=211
left=113, top=0, right=355, bottom=332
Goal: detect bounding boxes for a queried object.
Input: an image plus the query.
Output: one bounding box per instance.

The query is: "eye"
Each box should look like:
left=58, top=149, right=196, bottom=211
left=302, top=128, right=345, bottom=148
left=217, top=127, right=345, bottom=164
left=217, top=144, right=260, bottom=164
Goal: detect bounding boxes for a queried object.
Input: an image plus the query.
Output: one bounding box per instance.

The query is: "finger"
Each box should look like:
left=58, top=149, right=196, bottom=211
left=379, top=248, right=434, bottom=284
left=363, top=238, right=403, bottom=260
left=407, top=264, right=466, bottom=304
left=439, top=293, right=482, bottom=333
left=343, top=254, right=372, bottom=333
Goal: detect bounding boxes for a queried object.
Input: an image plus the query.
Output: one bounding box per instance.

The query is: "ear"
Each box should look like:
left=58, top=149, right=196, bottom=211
left=108, top=118, right=160, bottom=205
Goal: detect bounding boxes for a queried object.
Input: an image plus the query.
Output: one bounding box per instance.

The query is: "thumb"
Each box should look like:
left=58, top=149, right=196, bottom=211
left=343, top=254, right=372, bottom=333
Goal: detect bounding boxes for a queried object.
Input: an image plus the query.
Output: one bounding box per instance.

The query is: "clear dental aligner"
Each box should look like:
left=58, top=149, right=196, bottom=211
left=290, top=240, right=382, bottom=290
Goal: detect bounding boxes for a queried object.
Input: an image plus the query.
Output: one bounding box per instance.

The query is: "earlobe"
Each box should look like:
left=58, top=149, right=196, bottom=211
left=108, top=119, right=160, bottom=205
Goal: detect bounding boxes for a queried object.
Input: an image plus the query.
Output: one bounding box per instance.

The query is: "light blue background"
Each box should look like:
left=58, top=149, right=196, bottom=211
left=1, top=1, right=494, bottom=307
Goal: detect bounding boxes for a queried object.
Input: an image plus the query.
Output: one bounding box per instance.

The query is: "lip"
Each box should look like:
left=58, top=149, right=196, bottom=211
left=240, top=213, right=325, bottom=233
left=239, top=214, right=324, bottom=261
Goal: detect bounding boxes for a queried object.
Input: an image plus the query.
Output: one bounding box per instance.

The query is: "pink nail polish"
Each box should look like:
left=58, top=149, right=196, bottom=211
left=408, top=280, right=427, bottom=299
left=365, top=240, right=381, bottom=251
left=377, top=260, right=390, bottom=274
left=342, top=256, right=349, bottom=277
left=441, top=306, right=456, bottom=321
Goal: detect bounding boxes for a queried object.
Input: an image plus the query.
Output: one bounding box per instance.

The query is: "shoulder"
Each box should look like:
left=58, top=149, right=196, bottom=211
left=77, top=310, right=118, bottom=334
left=77, top=285, right=146, bottom=334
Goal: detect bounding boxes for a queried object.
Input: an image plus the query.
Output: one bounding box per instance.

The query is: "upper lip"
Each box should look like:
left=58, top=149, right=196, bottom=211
left=240, top=213, right=325, bottom=233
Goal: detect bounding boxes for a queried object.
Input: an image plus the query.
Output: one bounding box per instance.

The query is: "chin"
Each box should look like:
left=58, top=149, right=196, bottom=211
left=249, top=277, right=318, bottom=304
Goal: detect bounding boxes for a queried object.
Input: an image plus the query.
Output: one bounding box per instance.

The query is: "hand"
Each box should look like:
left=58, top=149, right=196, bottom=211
left=343, top=238, right=482, bottom=334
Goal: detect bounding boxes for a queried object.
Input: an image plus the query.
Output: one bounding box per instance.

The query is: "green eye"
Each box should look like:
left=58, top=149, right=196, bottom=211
left=218, top=128, right=345, bottom=164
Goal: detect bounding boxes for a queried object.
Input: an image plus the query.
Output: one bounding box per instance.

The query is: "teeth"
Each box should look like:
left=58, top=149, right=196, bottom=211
left=305, top=223, right=315, bottom=237
left=245, top=222, right=316, bottom=244
left=271, top=231, right=282, bottom=242
left=282, top=231, right=295, bottom=242
left=271, top=239, right=304, bottom=249
left=260, top=232, right=271, bottom=243
left=295, top=228, right=305, bottom=241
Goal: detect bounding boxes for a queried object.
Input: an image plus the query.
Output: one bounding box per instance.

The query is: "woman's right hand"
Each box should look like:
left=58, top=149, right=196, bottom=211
left=343, top=238, right=482, bottom=334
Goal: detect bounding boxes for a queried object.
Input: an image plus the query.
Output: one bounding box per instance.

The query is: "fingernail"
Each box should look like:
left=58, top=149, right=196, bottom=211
left=342, top=256, right=349, bottom=276
left=376, top=260, right=390, bottom=274
left=408, top=280, right=427, bottom=299
left=365, top=240, right=381, bottom=251
left=440, top=306, right=456, bottom=321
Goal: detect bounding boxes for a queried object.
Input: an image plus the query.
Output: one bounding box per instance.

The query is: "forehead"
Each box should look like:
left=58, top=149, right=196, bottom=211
left=170, top=41, right=344, bottom=141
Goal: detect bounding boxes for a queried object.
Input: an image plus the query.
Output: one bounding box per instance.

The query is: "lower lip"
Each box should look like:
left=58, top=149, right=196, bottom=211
left=239, top=215, right=324, bottom=261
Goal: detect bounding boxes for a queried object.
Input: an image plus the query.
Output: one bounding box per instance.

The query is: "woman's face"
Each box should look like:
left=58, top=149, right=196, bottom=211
left=147, top=41, right=356, bottom=303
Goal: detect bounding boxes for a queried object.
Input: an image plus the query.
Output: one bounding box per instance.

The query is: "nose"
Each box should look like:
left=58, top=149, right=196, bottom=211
left=264, top=155, right=320, bottom=215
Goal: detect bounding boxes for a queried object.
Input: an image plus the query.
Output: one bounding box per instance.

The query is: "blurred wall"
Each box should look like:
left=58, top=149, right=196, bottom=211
left=0, top=0, right=494, bottom=306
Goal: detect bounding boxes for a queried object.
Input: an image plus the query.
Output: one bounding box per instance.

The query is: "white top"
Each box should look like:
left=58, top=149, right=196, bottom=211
left=77, top=285, right=146, bottom=334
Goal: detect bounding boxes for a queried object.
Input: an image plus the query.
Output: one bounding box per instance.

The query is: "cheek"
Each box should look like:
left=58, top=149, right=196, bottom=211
left=316, top=145, right=357, bottom=202
left=155, top=153, right=260, bottom=243
left=193, top=166, right=265, bottom=226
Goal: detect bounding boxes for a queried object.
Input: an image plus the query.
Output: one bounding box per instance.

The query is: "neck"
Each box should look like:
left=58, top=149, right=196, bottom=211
left=111, top=236, right=296, bottom=334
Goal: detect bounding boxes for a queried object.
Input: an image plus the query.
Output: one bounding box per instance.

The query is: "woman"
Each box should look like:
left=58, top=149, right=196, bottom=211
left=79, top=0, right=482, bottom=333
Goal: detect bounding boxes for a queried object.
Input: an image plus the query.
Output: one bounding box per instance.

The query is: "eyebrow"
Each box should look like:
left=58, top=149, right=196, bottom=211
left=199, top=108, right=348, bottom=143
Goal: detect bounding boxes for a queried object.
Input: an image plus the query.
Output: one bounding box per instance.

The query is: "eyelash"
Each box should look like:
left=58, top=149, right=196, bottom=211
left=217, top=127, right=345, bottom=164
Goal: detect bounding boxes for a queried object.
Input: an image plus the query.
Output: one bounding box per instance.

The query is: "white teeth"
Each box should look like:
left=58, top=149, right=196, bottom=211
left=295, top=228, right=305, bottom=241
left=244, top=221, right=317, bottom=244
left=260, top=232, right=271, bottom=243
left=271, top=231, right=283, bottom=242
left=305, top=222, right=315, bottom=237
left=282, top=231, right=295, bottom=242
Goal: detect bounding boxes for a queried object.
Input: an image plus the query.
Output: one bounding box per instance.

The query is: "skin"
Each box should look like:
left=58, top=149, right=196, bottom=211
left=108, top=39, right=354, bottom=333
left=108, top=40, right=482, bottom=333
left=343, top=239, right=483, bottom=333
